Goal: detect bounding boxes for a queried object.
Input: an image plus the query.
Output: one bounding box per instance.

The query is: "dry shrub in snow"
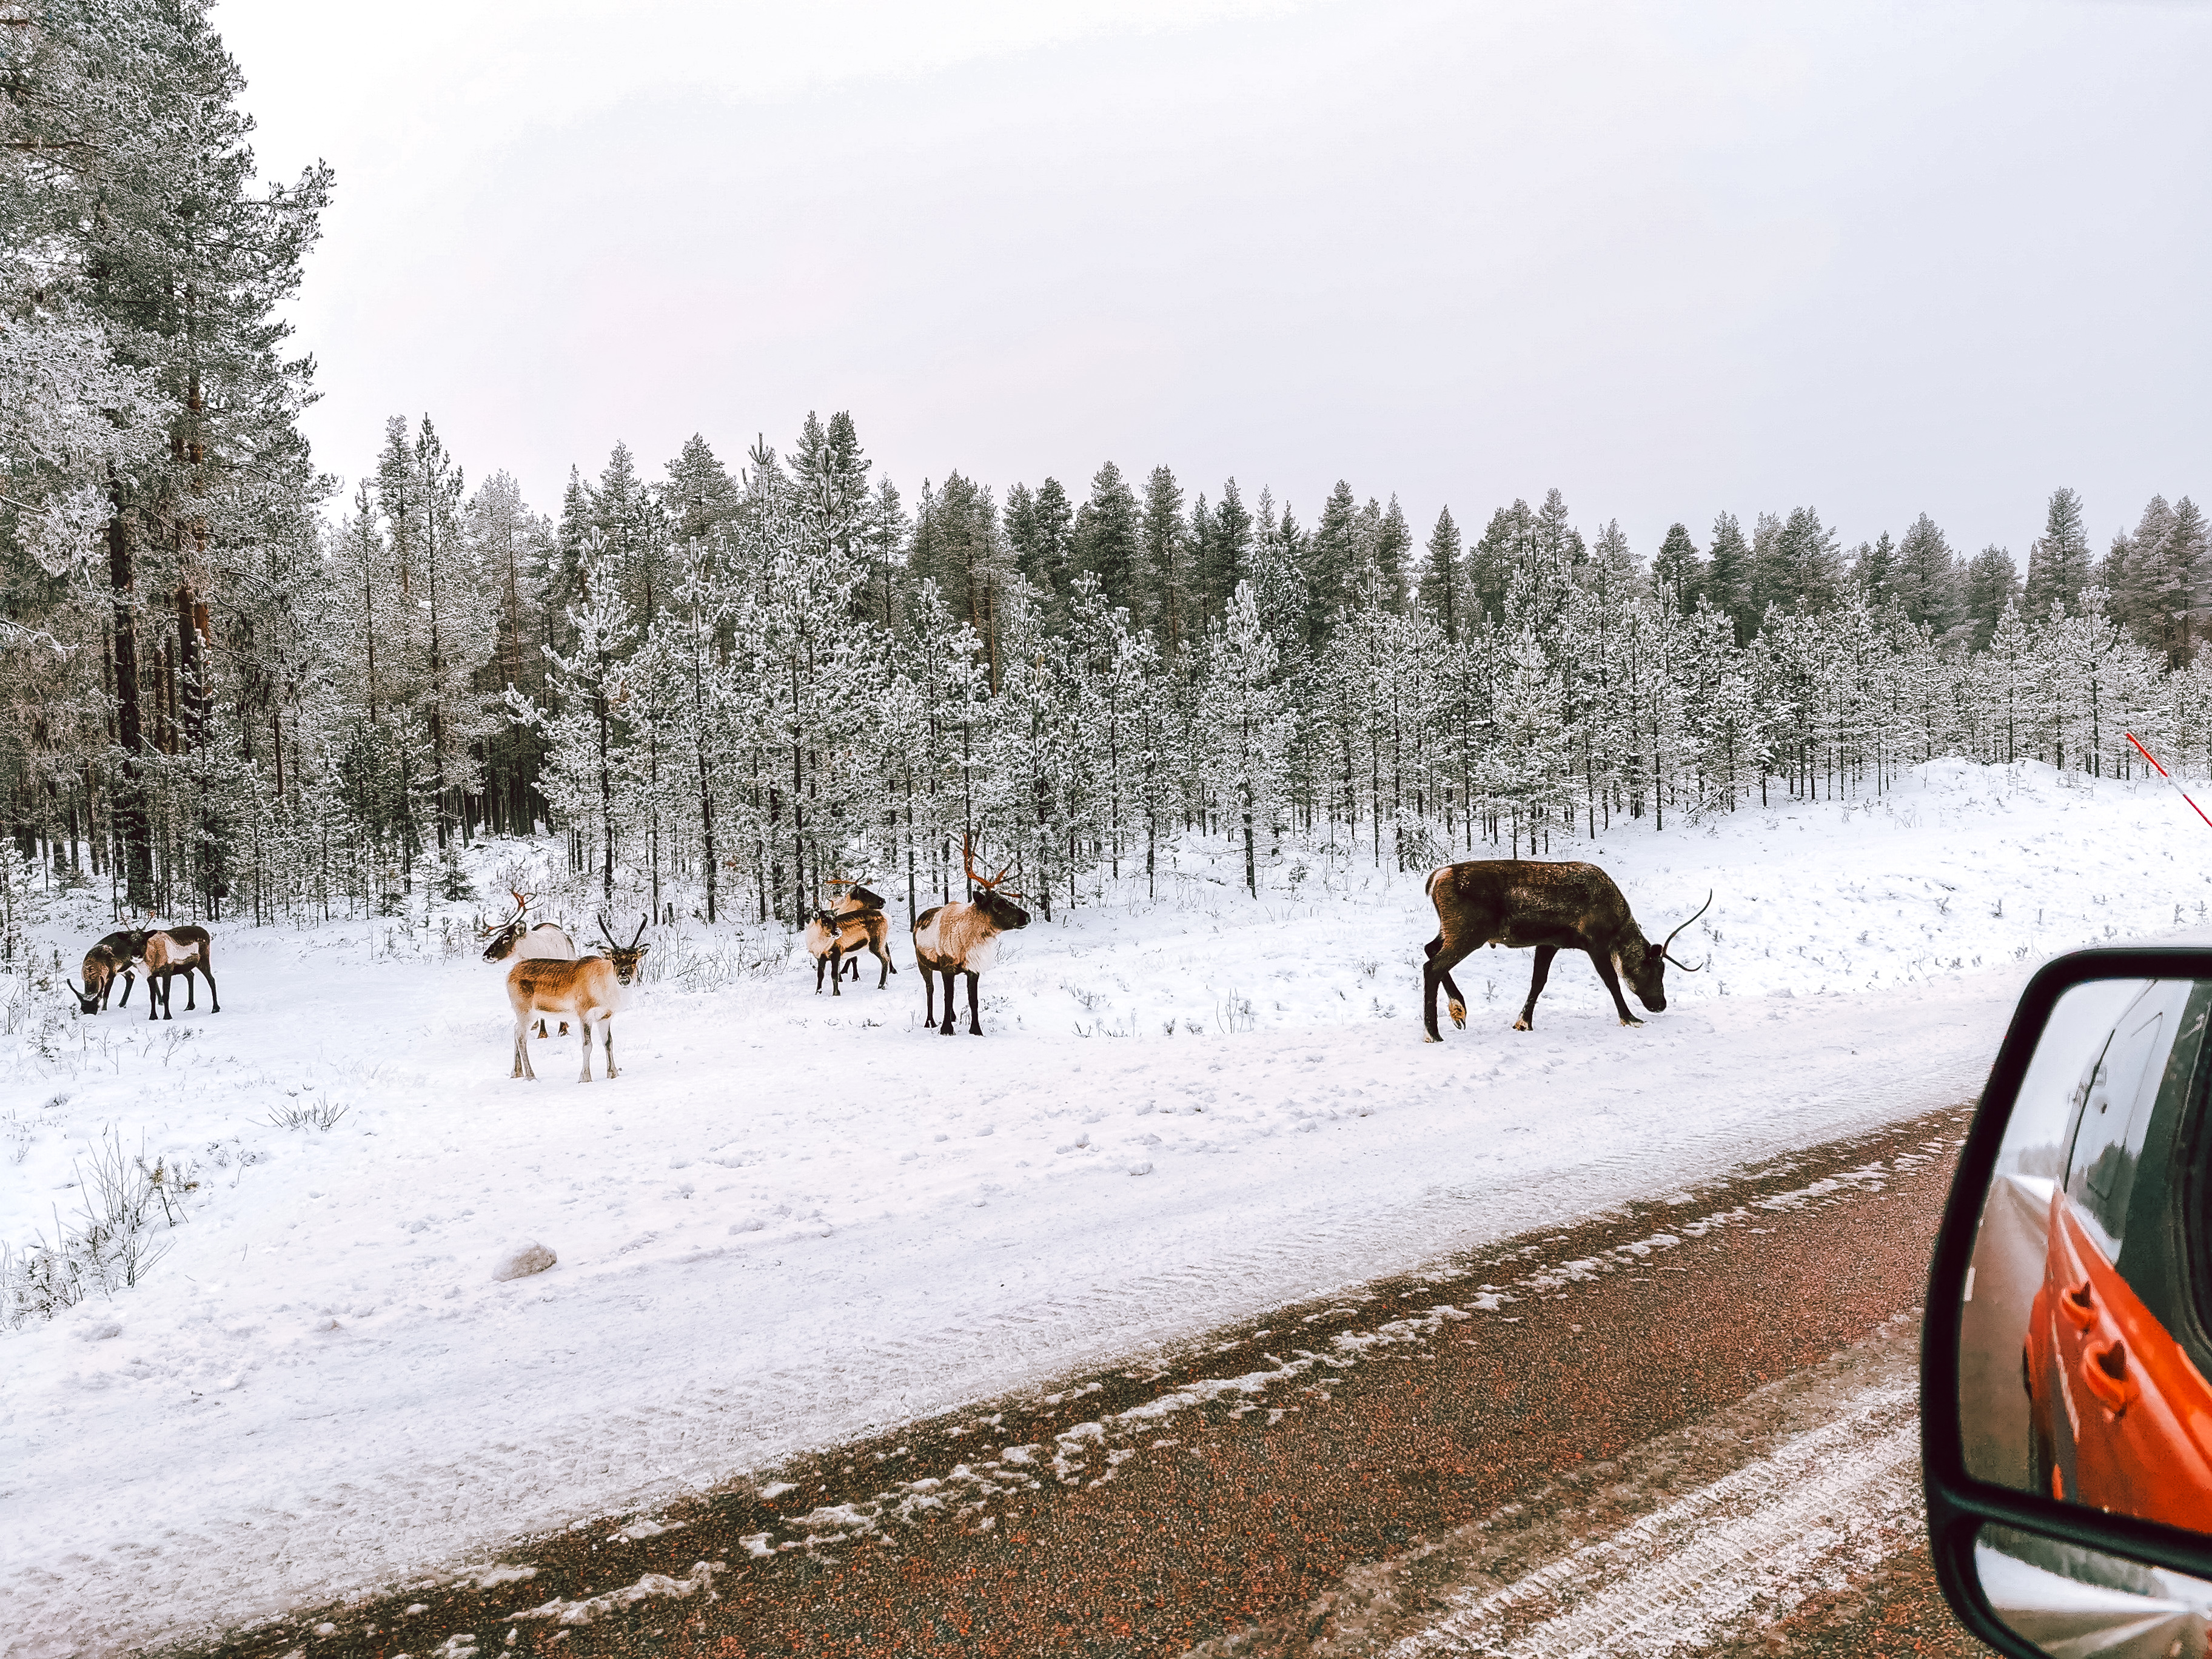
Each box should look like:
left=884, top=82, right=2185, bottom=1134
left=0, top=1128, right=198, bottom=1330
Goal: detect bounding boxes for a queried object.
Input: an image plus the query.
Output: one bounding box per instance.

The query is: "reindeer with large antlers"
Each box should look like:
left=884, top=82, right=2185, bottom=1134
left=480, top=890, right=580, bottom=1037
left=1419, top=860, right=1710, bottom=1042
left=506, top=916, right=649, bottom=1082
left=913, top=838, right=1030, bottom=1035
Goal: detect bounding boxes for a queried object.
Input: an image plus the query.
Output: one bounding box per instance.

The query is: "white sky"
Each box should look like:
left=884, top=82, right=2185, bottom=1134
left=216, top=0, right=2211, bottom=561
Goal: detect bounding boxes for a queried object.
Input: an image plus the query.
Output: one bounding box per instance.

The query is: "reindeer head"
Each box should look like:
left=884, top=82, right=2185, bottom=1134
left=481, top=890, right=534, bottom=962
left=67, top=976, right=101, bottom=1014
left=962, top=836, right=1031, bottom=933
left=597, top=914, right=652, bottom=985
left=1623, top=890, right=1712, bottom=1013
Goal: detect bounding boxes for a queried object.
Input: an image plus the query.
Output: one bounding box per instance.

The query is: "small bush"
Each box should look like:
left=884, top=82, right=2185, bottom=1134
left=0, top=1128, right=199, bottom=1330
left=267, top=1092, right=349, bottom=1132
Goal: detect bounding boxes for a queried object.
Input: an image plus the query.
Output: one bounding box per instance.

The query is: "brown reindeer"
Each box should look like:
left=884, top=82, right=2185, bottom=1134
left=1420, top=860, right=1708, bottom=1042
left=913, top=838, right=1030, bottom=1035
left=142, top=926, right=220, bottom=1022
left=804, top=880, right=896, bottom=994
left=508, top=925, right=646, bottom=1082
left=69, top=929, right=150, bottom=1014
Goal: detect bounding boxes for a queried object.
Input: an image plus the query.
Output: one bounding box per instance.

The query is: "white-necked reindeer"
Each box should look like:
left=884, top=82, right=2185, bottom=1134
left=481, top=890, right=577, bottom=1037
left=913, top=837, right=1030, bottom=1036
left=506, top=915, right=651, bottom=1081
left=142, top=927, right=219, bottom=1021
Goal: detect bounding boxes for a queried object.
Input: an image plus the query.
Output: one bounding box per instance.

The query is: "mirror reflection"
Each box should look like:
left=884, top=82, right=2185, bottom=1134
left=1979, top=1524, right=2212, bottom=1659
left=1963, top=979, right=2212, bottom=1531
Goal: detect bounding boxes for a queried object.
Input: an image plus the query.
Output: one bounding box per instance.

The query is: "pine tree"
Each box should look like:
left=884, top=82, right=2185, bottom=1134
left=2025, top=487, right=2092, bottom=619
left=1652, top=523, right=1702, bottom=614
left=1375, top=495, right=1413, bottom=613
left=1304, top=480, right=1359, bottom=640
left=1961, top=545, right=2021, bottom=653
left=664, top=434, right=741, bottom=546
left=1208, top=480, right=1252, bottom=626
left=1464, top=503, right=1529, bottom=629
left=1891, top=513, right=1960, bottom=636
left=1851, top=533, right=1896, bottom=605
left=1202, top=583, right=1292, bottom=896
left=1706, top=511, right=1755, bottom=644
left=1418, top=506, right=1464, bottom=642
left=1141, top=464, right=1188, bottom=655
left=1073, top=462, right=1145, bottom=626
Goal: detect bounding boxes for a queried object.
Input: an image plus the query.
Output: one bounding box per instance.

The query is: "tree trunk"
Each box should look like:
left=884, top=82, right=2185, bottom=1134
left=108, top=498, right=152, bottom=907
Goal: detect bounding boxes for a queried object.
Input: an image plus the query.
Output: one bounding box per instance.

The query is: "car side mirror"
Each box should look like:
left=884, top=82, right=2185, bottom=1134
left=1927, top=947, right=2212, bottom=1658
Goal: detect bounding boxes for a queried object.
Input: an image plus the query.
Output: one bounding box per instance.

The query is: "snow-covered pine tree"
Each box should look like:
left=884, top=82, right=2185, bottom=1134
left=1418, top=506, right=1464, bottom=642
left=2025, top=488, right=2093, bottom=622
left=1202, top=583, right=1294, bottom=896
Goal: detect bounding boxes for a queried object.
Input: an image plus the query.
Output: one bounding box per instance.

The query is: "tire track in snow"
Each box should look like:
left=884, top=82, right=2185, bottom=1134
left=1389, top=1386, right=1922, bottom=1658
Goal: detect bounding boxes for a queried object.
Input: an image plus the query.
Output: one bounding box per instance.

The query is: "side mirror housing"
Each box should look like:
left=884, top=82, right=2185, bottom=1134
left=1926, top=946, right=2212, bottom=1658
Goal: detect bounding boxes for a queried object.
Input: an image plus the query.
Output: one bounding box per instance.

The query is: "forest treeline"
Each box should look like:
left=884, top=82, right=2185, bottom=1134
left=4, top=1, right=2209, bottom=936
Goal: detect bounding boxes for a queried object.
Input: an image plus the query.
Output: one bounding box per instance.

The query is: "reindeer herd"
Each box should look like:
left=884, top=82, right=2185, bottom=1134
left=62, top=836, right=1715, bottom=1082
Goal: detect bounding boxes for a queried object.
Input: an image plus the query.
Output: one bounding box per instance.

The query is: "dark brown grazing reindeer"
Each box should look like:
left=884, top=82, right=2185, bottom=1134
left=804, top=882, right=896, bottom=994
left=1420, top=860, right=1708, bottom=1042
left=913, top=840, right=1029, bottom=1035
left=69, top=929, right=150, bottom=1013
left=143, top=925, right=219, bottom=1021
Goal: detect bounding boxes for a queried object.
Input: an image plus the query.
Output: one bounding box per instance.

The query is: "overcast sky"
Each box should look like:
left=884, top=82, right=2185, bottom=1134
left=216, top=0, right=2209, bottom=561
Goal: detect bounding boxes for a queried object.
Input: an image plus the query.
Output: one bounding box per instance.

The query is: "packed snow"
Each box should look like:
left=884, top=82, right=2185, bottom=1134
left=4, top=757, right=2208, bottom=1655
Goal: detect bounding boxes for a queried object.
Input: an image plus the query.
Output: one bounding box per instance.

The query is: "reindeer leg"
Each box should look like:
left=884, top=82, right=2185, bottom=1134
left=1590, top=948, right=1643, bottom=1027
left=116, top=971, right=132, bottom=1009
left=876, top=943, right=891, bottom=988
left=815, top=953, right=828, bottom=993
left=1513, top=946, right=1557, bottom=1031
left=923, top=962, right=936, bottom=1028
left=181, top=967, right=196, bottom=1012
left=830, top=944, right=843, bottom=996
left=514, top=1016, right=531, bottom=1079
left=1422, top=936, right=1478, bottom=1043
left=578, top=1012, right=594, bottom=1082
left=966, top=971, right=983, bottom=1036
left=201, top=959, right=218, bottom=1013
left=939, top=968, right=958, bottom=1036
left=603, top=1013, right=617, bottom=1079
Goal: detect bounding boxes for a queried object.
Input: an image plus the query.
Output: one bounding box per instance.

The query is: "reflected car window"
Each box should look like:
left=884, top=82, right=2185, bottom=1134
left=2065, top=1002, right=2169, bottom=1257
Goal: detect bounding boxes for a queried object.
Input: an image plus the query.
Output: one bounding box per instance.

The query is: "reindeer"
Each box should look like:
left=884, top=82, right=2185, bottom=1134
left=508, top=917, right=649, bottom=1081
left=481, top=891, right=578, bottom=1036
left=803, top=880, right=896, bottom=994
left=142, top=926, right=220, bottom=1022
left=68, top=929, right=150, bottom=1014
left=1419, top=860, right=1709, bottom=1042
left=913, top=838, right=1030, bottom=1035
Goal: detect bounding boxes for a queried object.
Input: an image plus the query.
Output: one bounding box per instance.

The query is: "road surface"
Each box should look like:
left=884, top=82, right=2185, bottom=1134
left=185, top=1105, right=1989, bottom=1659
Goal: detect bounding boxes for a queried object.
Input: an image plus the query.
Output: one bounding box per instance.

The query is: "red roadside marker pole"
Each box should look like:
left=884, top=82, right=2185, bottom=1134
left=2125, top=732, right=2212, bottom=830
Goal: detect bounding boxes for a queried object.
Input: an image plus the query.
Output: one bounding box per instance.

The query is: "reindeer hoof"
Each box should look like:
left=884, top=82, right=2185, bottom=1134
left=1447, top=1000, right=1467, bottom=1028
left=1512, top=1019, right=1532, bottom=1032
left=1621, top=1016, right=1644, bottom=1027
left=1423, top=1032, right=1443, bottom=1044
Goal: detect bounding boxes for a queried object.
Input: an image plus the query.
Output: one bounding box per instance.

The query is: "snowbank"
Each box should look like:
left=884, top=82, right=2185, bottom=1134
left=2, top=759, right=2203, bottom=1654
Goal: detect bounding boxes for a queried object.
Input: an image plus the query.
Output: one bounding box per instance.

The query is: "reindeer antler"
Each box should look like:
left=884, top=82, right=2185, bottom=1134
left=1661, top=890, right=1713, bottom=971
left=960, top=834, right=1024, bottom=900
left=629, top=916, right=648, bottom=951
left=596, top=913, right=621, bottom=951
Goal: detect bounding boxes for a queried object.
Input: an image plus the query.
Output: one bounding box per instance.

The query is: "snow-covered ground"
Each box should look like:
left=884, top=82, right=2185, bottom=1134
left=4, top=757, right=2208, bottom=1655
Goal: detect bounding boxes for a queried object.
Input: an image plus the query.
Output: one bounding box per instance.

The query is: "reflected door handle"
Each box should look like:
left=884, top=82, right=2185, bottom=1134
left=2082, top=1338, right=2140, bottom=1411
left=2060, top=1280, right=2098, bottom=1330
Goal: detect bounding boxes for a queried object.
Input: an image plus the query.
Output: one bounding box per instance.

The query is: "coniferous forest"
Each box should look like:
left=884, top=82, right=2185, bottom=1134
left=4, top=3, right=2209, bottom=940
